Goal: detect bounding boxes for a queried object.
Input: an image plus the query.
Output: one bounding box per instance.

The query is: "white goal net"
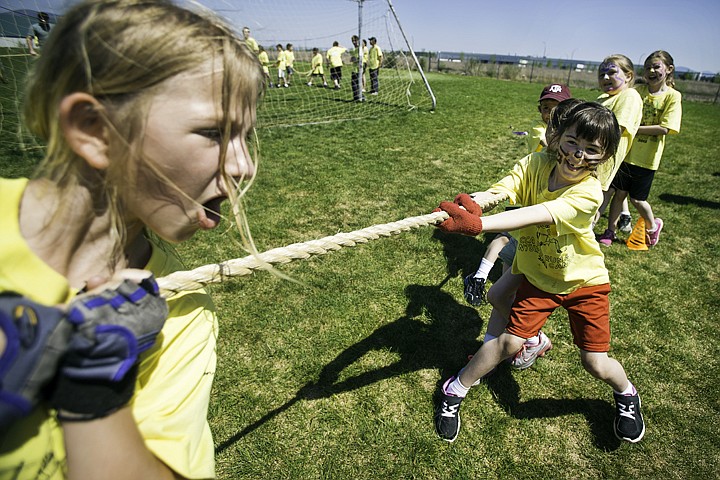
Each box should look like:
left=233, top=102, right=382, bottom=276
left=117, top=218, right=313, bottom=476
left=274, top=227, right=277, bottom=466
left=0, top=0, right=434, bottom=161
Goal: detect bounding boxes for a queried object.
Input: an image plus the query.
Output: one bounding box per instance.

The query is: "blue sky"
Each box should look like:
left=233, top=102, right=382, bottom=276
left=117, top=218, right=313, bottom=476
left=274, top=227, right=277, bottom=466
left=5, top=0, right=719, bottom=73
left=390, top=0, right=720, bottom=73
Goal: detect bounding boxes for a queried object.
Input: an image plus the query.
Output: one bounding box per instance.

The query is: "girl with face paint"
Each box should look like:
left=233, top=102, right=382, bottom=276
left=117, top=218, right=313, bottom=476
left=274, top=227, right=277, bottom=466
left=593, top=54, right=643, bottom=244
left=601, top=51, right=682, bottom=248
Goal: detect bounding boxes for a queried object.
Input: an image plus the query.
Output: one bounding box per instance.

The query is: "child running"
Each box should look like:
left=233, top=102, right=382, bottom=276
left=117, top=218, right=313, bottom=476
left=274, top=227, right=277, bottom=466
left=434, top=102, right=645, bottom=445
left=602, top=50, right=682, bottom=247
left=0, top=0, right=263, bottom=478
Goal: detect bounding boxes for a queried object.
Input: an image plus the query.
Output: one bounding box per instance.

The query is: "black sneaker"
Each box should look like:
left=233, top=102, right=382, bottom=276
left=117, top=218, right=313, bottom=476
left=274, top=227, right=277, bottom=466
left=435, top=377, right=463, bottom=442
left=463, top=274, right=487, bottom=306
left=613, top=391, right=645, bottom=443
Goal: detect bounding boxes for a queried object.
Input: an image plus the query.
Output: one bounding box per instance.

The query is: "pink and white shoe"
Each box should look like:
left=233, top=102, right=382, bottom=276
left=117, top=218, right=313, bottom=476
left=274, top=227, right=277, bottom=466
left=510, top=331, right=552, bottom=370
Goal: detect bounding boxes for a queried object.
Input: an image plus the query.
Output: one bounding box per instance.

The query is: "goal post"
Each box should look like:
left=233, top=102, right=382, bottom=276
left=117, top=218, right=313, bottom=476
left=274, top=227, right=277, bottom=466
left=226, top=0, right=436, bottom=128
left=0, top=0, right=436, bottom=159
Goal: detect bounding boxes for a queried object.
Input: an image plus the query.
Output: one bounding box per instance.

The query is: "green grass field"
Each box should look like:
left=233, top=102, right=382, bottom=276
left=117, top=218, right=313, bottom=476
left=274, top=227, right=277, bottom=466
left=2, top=72, right=719, bottom=479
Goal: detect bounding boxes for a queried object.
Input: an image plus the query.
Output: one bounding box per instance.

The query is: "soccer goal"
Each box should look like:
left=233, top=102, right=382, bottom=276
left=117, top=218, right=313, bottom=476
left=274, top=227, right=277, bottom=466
left=204, top=0, right=436, bottom=128
left=0, top=0, right=434, bottom=159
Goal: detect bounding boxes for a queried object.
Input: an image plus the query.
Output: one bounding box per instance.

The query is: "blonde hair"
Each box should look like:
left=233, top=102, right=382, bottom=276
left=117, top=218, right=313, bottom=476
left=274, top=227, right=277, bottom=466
left=24, top=0, right=264, bottom=266
left=599, top=54, right=636, bottom=87
left=644, top=50, right=676, bottom=88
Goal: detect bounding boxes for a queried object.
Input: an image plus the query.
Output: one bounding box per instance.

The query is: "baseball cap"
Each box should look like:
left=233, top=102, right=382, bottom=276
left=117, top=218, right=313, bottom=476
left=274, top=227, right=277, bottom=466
left=539, top=83, right=572, bottom=102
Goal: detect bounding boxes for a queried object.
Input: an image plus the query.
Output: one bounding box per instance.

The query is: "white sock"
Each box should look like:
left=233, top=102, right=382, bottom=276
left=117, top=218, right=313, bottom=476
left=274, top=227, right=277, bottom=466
left=524, top=333, right=540, bottom=346
left=646, top=222, right=658, bottom=233
left=615, top=381, right=636, bottom=396
left=620, top=210, right=631, bottom=216
left=445, top=375, right=470, bottom=398
left=474, top=258, right=494, bottom=279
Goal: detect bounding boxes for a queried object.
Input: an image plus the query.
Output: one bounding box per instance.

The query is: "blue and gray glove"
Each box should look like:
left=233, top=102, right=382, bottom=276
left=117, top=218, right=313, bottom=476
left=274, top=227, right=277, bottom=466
left=0, top=294, right=72, bottom=432
left=51, top=275, right=168, bottom=421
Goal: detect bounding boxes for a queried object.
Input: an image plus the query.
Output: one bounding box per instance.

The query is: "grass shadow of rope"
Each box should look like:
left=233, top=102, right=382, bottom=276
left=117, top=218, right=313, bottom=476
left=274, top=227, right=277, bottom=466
left=216, top=229, right=496, bottom=453
left=215, top=281, right=485, bottom=454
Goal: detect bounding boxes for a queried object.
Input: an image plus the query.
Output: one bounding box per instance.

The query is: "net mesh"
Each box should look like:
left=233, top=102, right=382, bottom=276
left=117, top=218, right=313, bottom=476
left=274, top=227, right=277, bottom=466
left=0, top=0, right=433, bottom=162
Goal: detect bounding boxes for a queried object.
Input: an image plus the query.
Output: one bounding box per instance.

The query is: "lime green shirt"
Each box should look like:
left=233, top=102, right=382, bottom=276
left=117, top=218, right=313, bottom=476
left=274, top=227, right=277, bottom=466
left=595, top=87, right=643, bottom=190
left=0, top=178, right=218, bottom=480
left=624, top=84, right=682, bottom=171
left=489, top=152, right=609, bottom=294
left=368, top=45, right=383, bottom=69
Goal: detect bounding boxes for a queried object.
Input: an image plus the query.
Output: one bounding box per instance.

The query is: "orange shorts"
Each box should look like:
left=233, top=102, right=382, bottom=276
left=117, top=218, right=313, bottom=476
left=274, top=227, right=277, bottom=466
left=505, top=278, right=611, bottom=352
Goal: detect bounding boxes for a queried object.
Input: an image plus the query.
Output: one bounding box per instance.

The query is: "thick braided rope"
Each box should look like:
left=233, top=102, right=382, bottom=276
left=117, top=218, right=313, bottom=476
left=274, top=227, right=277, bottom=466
left=157, top=192, right=508, bottom=294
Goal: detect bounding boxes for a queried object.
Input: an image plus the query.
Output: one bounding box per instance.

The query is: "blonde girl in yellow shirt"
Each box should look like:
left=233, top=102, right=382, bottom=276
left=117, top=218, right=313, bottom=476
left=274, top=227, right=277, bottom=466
left=0, top=1, right=263, bottom=478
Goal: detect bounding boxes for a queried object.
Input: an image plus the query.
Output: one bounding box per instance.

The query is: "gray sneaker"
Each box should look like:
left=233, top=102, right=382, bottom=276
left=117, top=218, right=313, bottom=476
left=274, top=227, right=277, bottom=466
left=618, top=213, right=632, bottom=233
left=510, top=331, right=552, bottom=370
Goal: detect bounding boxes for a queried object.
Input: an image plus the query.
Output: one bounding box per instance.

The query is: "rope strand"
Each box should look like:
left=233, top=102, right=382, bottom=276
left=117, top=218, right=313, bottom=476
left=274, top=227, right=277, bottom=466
left=157, top=193, right=507, bottom=294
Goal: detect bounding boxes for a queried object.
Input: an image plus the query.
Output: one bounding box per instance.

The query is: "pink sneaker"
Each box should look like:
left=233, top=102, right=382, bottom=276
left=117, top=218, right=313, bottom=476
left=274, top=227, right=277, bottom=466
left=597, top=229, right=616, bottom=247
left=645, top=218, right=663, bottom=247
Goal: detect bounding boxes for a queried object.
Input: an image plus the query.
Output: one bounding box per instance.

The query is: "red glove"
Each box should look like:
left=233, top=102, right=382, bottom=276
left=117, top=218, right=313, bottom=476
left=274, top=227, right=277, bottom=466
left=436, top=193, right=483, bottom=236
left=454, top=193, right=483, bottom=215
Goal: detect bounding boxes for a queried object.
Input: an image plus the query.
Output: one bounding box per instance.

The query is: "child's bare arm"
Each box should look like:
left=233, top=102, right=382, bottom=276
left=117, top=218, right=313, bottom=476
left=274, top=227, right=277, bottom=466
left=480, top=204, right=553, bottom=233
left=637, top=125, right=669, bottom=136
left=437, top=195, right=552, bottom=237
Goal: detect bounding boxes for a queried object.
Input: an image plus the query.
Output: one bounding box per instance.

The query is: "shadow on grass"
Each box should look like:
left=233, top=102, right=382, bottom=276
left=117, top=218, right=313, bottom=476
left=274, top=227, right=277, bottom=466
left=215, top=230, right=618, bottom=453
left=216, top=230, right=491, bottom=453
left=485, top=370, right=622, bottom=451
left=215, top=278, right=487, bottom=454
left=659, top=192, right=720, bottom=210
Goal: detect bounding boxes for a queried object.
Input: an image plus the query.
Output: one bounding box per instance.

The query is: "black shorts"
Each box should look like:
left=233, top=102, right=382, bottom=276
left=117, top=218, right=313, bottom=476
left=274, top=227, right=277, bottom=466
left=330, top=66, right=342, bottom=81
left=610, top=162, right=656, bottom=201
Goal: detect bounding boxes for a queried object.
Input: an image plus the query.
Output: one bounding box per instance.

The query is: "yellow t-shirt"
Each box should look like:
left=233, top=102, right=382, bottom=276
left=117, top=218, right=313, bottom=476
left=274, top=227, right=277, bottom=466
left=285, top=50, right=295, bottom=67
left=311, top=53, right=324, bottom=74
left=527, top=121, right=546, bottom=154
left=276, top=49, right=286, bottom=70
left=0, top=178, right=218, bottom=480
left=368, top=45, right=383, bottom=69
left=489, top=152, right=610, bottom=294
left=624, top=84, right=682, bottom=171
left=595, top=87, right=643, bottom=190
left=245, top=37, right=259, bottom=55
left=258, top=50, right=270, bottom=75
left=326, top=46, right=346, bottom=68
